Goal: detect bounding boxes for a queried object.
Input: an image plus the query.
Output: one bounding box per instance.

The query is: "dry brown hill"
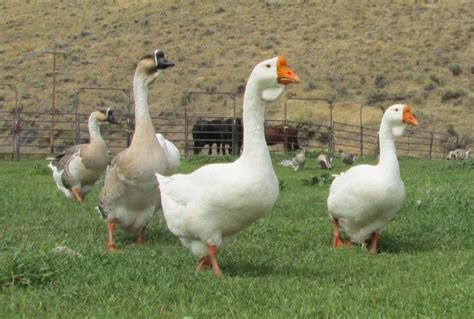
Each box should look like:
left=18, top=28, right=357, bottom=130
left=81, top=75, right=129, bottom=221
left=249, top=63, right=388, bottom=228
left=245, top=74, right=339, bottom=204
left=1, top=0, right=473, bottom=140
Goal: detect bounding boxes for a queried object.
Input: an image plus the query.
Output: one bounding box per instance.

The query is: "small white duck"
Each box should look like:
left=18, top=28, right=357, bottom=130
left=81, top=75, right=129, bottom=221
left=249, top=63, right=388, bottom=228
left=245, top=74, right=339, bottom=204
left=327, top=104, right=419, bottom=254
left=156, top=56, right=300, bottom=277
left=156, top=133, right=180, bottom=175
left=48, top=108, right=118, bottom=202
left=97, top=50, right=174, bottom=251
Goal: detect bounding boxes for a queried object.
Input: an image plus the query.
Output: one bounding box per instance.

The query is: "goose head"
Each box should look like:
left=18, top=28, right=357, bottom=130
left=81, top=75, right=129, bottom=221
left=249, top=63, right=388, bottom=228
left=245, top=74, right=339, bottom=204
left=92, top=108, right=119, bottom=125
left=383, top=104, right=419, bottom=137
left=137, top=49, right=175, bottom=85
left=250, top=56, right=300, bottom=102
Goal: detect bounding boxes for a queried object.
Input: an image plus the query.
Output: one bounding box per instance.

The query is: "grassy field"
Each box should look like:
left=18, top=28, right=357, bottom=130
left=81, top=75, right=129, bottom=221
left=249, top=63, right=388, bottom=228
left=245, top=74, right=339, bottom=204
left=1, top=155, right=473, bottom=318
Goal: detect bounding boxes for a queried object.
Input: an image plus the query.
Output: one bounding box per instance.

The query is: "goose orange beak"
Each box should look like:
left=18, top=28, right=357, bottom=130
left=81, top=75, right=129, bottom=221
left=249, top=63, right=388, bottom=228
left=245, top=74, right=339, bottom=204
left=277, top=56, right=301, bottom=85
left=403, top=105, right=419, bottom=126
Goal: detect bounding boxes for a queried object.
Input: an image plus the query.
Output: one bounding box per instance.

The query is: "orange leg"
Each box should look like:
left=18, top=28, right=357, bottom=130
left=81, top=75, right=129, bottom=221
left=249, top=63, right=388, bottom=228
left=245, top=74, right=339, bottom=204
left=369, top=232, right=380, bottom=255
left=71, top=187, right=82, bottom=203
left=195, top=256, right=212, bottom=272
left=332, top=218, right=352, bottom=249
left=207, top=245, right=223, bottom=278
left=134, top=227, right=146, bottom=245
left=107, top=220, right=117, bottom=252
left=332, top=218, right=345, bottom=248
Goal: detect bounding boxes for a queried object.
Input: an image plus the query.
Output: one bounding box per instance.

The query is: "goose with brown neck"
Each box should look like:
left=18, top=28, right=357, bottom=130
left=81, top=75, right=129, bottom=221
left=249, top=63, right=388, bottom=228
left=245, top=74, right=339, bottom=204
left=156, top=56, right=300, bottom=277
left=327, top=104, right=419, bottom=254
left=48, top=108, right=118, bottom=202
left=97, top=49, right=175, bottom=252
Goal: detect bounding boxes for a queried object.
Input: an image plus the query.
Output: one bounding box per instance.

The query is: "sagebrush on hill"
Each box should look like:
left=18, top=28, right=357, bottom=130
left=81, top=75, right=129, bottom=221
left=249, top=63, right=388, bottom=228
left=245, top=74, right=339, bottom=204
left=0, top=0, right=473, bottom=140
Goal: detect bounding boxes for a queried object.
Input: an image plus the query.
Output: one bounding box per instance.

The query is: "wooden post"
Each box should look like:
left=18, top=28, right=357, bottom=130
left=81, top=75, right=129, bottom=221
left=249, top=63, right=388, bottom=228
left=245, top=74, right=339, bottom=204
left=47, top=46, right=66, bottom=154
left=429, top=132, right=434, bottom=160
left=12, top=108, right=20, bottom=161
left=184, top=103, right=189, bottom=158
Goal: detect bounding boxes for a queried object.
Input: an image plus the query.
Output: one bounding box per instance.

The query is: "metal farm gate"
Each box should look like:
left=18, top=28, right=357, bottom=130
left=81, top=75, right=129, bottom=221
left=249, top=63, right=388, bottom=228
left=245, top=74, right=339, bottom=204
left=0, top=87, right=460, bottom=161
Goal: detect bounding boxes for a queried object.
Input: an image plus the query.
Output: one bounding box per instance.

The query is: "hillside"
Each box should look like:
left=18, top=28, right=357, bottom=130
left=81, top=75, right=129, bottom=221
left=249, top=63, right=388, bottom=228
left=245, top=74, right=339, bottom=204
left=1, top=0, right=473, bottom=140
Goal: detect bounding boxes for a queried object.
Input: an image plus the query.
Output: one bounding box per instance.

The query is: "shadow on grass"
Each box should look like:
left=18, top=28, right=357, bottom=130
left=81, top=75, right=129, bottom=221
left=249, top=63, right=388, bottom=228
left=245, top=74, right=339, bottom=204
left=114, top=227, right=178, bottom=247
left=378, top=233, right=440, bottom=254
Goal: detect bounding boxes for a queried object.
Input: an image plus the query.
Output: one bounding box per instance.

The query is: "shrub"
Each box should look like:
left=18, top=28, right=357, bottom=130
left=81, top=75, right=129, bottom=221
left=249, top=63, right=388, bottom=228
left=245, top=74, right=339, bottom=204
left=374, top=74, right=385, bottom=88
left=430, top=74, right=445, bottom=86
left=441, top=88, right=466, bottom=102
left=424, top=82, right=437, bottom=91
left=366, top=90, right=389, bottom=104
left=448, top=64, right=462, bottom=76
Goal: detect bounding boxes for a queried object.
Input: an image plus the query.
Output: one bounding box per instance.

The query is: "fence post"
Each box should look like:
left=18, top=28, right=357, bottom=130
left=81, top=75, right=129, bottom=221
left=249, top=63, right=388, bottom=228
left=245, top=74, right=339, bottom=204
left=231, top=94, right=237, bottom=156
left=429, top=132, right=434, bottom=160
left=12, top=108, right=21, bottom=161
left=74, top=90, right=81, bottom=144
left=328, top=122, right=334, bottom=155
left=284, top=125, right=289, bottom=151
left=360, top=125, right=364, bottom=157
left=184, top=97, right=189, bottom=158
left=231, top=118, right=237, bottom=156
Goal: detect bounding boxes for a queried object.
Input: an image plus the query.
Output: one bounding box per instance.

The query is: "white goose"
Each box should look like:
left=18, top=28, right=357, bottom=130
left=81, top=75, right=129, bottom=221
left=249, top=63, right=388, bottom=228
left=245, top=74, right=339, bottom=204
left=48, top=108, right=118, bottom=202
left=97, top=50, right=174, bottom=252
left=327, top=104, right=419, bottom=254
left=156, top=133, right=180, bottom=175
left=156, top=56, right=300, bottom=277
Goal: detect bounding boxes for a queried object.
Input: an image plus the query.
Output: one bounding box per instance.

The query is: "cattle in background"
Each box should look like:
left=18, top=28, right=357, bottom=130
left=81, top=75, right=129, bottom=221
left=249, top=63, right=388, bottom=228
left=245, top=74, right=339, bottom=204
left=192, top=119, right=224, bottom=155
left=264, top=125, right=299, bottom=151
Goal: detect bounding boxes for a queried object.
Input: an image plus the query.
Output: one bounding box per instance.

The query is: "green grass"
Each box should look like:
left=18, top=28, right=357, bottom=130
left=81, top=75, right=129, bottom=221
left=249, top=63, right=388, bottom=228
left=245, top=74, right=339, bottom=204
left=1, top=156, right=473, bottom=318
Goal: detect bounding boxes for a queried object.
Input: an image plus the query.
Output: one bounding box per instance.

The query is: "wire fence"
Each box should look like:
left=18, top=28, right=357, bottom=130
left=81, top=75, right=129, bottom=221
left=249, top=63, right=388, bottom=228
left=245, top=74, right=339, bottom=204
left=0, top=90, right=463, bottom=161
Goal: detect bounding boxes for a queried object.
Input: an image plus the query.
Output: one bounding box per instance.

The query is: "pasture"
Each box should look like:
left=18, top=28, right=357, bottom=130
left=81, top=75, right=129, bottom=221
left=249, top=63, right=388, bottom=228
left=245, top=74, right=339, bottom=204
left=1, top=156, right=473, bottom=318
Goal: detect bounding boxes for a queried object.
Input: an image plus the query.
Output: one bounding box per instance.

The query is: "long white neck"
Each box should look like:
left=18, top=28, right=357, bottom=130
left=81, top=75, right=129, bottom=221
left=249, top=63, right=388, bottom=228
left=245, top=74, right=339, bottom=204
left=378, top=119, right=400, bottom=176
left=131, top=71, right=156, bottom=145
left=240, top=77, right=270, bottom=164
left=88, top=115, right=103, bottom=143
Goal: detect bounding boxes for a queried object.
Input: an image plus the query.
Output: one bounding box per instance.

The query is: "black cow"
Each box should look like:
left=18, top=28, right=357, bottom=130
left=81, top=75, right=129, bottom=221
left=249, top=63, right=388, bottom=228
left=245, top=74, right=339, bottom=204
left=192, top=119, right=225, bottom=155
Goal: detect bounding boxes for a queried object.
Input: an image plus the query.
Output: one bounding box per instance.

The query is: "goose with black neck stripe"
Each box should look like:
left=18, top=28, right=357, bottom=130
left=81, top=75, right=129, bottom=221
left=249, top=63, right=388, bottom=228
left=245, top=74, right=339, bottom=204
left=97, top=49, right=174, bottom=252
left=156, top=56, right=300, bottom=277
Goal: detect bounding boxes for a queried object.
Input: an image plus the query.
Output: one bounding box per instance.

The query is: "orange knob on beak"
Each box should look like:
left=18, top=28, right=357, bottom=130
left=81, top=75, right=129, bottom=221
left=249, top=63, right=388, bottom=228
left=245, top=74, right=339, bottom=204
left=277, top=56, right=301, bottom=85
left=403, top=105, right=419, bottom=126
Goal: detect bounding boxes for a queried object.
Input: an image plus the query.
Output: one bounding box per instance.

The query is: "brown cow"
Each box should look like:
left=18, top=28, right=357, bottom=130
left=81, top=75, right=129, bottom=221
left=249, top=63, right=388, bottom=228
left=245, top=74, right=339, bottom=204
left=264, top=125, right=299, bottom=151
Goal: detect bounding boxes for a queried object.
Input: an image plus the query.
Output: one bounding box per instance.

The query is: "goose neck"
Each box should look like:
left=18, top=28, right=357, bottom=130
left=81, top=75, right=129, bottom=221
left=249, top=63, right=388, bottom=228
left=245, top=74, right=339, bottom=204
left=131, top=72, right=155, bottom=143
left=241, top=81, right=269, bottom=161
left=378, top=120, right=400, bottom=174
left=88, top=115, right=103, bottom=143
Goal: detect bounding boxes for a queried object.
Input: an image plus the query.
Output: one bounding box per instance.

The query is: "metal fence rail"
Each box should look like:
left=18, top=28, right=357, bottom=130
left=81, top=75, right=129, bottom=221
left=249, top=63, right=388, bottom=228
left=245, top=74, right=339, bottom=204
left=0, top=91, right=461, bottom=161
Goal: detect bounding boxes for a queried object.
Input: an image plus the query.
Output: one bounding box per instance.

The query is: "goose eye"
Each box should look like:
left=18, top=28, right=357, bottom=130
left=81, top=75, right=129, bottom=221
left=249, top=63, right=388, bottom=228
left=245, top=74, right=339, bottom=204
left=265, top=64, right=271, bottom=68
left=394, top=108, right=399, bottom=112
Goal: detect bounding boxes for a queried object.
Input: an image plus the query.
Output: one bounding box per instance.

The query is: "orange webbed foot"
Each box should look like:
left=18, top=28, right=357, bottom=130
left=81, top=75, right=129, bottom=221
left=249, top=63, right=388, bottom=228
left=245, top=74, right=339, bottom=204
left=195, top=256, right=212, bottom=272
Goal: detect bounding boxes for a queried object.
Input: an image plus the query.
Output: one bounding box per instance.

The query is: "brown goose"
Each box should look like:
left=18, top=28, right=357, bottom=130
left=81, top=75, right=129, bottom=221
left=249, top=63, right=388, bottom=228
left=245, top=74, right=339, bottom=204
left=97, top=49, right=174, bottom=252
left=339, top=149, right=356, bottom=165
left=48, top=108, right=118, bottom=202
